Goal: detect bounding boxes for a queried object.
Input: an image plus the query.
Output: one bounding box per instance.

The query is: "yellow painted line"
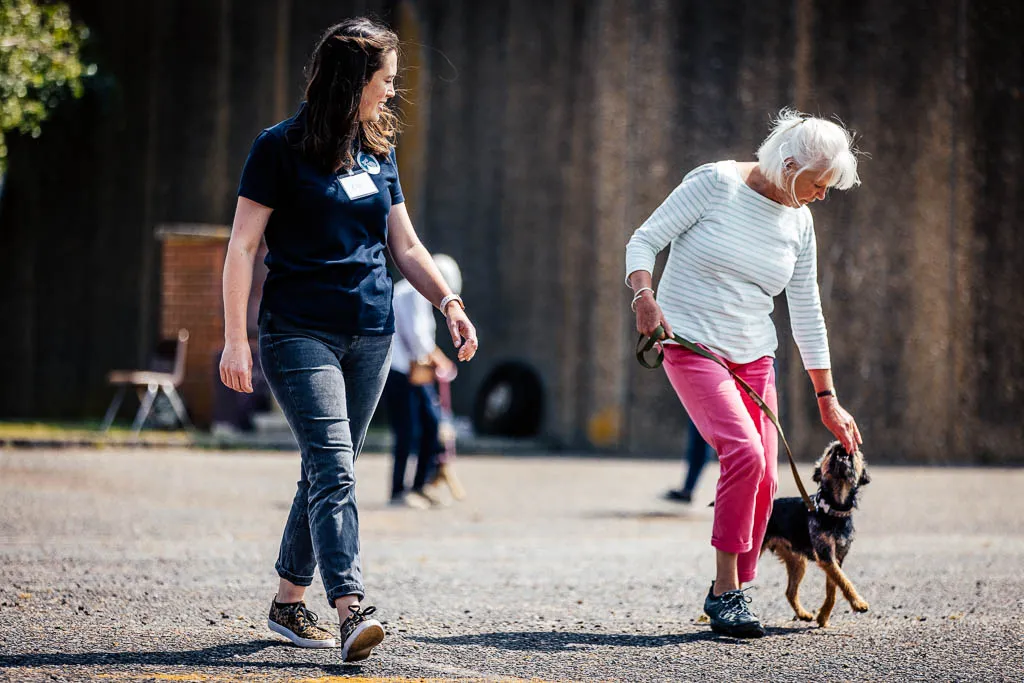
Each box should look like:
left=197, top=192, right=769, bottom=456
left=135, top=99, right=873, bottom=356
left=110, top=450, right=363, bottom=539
left=97, top=675, right=271, bottom=682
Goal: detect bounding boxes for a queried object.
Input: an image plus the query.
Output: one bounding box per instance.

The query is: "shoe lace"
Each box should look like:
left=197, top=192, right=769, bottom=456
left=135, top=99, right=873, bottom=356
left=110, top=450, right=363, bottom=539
left=293, top=603, right=320, bottom=628
left=345, top=604, right=376, bottom=625
left=719, top=588, right=757, bottom=619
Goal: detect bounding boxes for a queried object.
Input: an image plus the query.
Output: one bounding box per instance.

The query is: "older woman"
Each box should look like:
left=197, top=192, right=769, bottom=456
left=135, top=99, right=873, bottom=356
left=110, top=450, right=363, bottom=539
left=625, top=110, right=863, bottom=638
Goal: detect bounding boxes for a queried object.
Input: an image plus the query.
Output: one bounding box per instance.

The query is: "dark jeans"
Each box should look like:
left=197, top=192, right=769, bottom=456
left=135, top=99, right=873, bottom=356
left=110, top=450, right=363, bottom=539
left=383, top=369, right=442, bottom=498
left=682, top=415, right=712, bottom=493
left=259, top=310, right=392, bottom=606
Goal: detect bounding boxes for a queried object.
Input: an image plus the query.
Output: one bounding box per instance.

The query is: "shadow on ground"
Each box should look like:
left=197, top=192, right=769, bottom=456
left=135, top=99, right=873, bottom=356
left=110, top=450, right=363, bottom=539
left=0, top=639, right=359, bottom=675
left=413, top=626, right=803, bottom=652
left=581, top=509, right=707, bottom=521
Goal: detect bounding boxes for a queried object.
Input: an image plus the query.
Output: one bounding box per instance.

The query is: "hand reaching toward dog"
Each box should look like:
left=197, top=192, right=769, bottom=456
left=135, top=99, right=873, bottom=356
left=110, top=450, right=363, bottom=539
left=819, top=397, right=862, bottom=453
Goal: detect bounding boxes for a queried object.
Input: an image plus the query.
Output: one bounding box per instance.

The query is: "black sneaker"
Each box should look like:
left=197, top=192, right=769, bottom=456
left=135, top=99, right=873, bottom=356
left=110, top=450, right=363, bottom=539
left=339, top=604, right=385, bottom=662
left=664, top=488, right=693, bottom=503
left=268, top=600, right=336, bottom=648
left=703, top=584, right=766, bottom=638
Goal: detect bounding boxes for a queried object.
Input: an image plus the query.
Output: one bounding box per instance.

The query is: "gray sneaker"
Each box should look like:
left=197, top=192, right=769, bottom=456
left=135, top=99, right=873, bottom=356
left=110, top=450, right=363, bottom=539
left=339, top=604, right=385, bottom=662
left=703, top=583, right=766, bottom=638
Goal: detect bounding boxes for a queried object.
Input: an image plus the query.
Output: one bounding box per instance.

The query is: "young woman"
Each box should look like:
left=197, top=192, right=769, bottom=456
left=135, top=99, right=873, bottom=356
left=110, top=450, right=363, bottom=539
left=219, top=17, right=478, bottom=661
left=626, top=110, right=863, bottom=638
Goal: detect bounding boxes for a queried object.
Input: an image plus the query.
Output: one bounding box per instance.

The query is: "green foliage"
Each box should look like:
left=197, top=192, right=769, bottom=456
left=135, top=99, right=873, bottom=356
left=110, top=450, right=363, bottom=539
left=0, top=0, right=95, bottom=173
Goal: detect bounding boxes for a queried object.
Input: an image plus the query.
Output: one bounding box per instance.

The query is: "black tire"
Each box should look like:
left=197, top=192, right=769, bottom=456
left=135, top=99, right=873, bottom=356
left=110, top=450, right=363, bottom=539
left=472, top=361, right=544, bottom=437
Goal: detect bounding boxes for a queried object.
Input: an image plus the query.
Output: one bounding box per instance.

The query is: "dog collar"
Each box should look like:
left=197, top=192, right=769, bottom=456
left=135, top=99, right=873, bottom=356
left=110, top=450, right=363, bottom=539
left=814, top=494, right=854, bottom=518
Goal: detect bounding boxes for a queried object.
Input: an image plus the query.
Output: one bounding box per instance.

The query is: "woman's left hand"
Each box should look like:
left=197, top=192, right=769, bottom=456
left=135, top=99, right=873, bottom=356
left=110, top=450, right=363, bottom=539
left=818, top=398, right=863, bottom=453
left=445, top=305, right=478, bottom=361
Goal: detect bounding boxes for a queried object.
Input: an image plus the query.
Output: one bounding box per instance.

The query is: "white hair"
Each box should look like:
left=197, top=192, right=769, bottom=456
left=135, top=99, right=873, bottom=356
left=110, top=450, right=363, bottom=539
left=756, top=108, right=861, bottom=201
left=432, top=253, right=462, bottom=296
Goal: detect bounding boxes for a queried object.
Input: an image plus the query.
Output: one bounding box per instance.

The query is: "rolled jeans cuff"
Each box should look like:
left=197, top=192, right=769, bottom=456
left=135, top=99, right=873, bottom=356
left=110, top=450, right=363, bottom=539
left=276, top=563, right=315, bottom=588
left=327, top=582, right=366, bottom=607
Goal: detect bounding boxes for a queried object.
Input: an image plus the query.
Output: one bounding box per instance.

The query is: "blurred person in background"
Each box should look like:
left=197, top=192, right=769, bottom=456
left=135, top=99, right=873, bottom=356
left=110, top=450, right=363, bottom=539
left=663, top=415, right=714, bottom=504
left=626, top=109, right=863, bottom=638
left=219, top=17, right=477, bottom=662
left=385, top=254, right=461, bottom=509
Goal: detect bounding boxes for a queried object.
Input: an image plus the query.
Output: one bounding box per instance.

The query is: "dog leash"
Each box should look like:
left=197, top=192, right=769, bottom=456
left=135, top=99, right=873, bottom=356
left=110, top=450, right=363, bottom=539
left=636, top=326, right=815, bottom=513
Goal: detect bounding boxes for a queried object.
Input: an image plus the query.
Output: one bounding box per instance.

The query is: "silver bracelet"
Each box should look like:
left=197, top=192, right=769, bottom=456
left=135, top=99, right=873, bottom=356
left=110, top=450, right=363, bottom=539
left=631, top=287, right=655, bottom=313
left=439, top=294, right=464, bottom=318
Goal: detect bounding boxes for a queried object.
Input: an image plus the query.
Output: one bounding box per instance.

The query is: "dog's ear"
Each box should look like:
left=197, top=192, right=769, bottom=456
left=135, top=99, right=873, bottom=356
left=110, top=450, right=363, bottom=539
left=812, top=465, right=822, bottom=483
left=858, top=468, right=871, bottom=487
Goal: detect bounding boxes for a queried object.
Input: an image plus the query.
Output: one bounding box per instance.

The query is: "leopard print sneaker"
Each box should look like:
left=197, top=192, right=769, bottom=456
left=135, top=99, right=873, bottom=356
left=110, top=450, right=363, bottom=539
left=267, top=600, right=337, bottom=648
left=339, top=604, right=385, bottom=662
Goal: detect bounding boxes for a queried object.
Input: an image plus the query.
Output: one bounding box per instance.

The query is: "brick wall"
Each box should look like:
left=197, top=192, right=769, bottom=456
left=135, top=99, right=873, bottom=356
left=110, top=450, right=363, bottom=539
left=158, top=226, right=230, bottom=428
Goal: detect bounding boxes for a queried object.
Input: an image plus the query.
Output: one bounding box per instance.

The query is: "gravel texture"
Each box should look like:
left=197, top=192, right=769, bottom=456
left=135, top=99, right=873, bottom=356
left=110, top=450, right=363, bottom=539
left=1, top=447, right=1022, bottom=682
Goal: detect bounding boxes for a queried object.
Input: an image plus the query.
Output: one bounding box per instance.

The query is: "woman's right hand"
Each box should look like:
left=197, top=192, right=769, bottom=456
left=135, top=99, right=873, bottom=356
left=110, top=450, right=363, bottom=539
left=634, top=293, right=673, bottom=340
left=220, top=340, right=253, bottom=393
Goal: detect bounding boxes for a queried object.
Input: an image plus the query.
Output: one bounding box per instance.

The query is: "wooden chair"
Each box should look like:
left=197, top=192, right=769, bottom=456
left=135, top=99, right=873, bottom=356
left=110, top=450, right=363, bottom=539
left=100, top=329, right=193, bottom=434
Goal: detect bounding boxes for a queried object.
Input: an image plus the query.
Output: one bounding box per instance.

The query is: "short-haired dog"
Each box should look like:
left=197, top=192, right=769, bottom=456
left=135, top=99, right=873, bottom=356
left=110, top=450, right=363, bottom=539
left=761, top=441, right=871, bottom=627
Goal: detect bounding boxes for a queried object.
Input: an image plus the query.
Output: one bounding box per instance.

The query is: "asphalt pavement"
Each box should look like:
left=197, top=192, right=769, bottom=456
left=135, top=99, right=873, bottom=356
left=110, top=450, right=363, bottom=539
left=1, top=446, right=1022, bottom=682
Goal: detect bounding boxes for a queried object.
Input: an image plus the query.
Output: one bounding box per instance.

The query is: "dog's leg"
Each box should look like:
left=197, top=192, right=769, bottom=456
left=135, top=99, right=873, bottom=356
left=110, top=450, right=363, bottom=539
left=817, top=576, right=837, bottom=628
left=781, top=552, right=814, bottom=621
left=816, top=559, right=869, bottom=614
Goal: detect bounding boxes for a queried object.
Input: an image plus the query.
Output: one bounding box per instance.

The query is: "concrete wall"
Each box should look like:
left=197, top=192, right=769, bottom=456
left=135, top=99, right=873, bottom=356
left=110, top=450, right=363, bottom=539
left=407, top=0, right=1022, bottom=463
left=0, top=0, right=1020, bottom=462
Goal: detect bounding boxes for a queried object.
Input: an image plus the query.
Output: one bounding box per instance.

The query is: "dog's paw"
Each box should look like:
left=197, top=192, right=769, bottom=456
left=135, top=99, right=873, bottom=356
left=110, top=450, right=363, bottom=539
left=851, top=599, right=869, bottom=613
left=794, top=610, right=814, bottom=622
left=816, top=616, right=830, bottom=628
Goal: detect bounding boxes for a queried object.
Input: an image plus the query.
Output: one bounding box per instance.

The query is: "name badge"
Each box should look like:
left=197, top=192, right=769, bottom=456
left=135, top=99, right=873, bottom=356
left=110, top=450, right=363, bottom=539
left=339, top=171, right=379, bottom=200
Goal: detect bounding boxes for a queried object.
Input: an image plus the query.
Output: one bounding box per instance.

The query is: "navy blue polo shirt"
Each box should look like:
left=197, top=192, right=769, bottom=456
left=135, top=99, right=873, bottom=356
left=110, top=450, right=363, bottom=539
left=237, top=103, right=404, bottom=334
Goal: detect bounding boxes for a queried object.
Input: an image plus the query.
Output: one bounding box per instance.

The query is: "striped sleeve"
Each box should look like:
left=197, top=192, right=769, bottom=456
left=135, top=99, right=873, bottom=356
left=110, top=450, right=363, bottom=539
left=785, top=211, right=832, bottom=369
left=625, top=163, right=718, bottom=282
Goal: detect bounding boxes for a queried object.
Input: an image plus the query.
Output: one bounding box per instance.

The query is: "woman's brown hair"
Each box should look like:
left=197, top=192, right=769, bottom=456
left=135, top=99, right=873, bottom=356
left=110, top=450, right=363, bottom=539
left=300, top=17, right=400, bottom=173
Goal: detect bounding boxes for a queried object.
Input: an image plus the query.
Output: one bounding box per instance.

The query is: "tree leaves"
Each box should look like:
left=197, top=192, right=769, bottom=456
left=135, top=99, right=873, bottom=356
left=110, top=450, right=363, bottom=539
left=0, top=0, right=95, bottom=173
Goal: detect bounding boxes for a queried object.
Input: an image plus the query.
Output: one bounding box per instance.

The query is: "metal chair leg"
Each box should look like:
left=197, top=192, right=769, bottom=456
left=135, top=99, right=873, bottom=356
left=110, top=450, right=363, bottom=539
left=101, top=385, right=127, bottom=431
left=162, top=386, right=194, bottom=432
left=132, top=384, right=159, bottom=435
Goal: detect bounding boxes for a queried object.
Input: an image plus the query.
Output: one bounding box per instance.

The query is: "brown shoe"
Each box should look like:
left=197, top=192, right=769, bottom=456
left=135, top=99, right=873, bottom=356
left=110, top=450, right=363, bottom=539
left=435, top=462, right=467, bottom=501
left=339, top=604, right=385, bottom=662
left=268, top=600, right=336, bottom=648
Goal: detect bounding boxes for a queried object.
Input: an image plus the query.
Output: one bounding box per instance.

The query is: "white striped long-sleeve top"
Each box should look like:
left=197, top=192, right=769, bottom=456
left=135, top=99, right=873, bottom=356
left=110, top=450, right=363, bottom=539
left=625, top=160, right=831, bottom=369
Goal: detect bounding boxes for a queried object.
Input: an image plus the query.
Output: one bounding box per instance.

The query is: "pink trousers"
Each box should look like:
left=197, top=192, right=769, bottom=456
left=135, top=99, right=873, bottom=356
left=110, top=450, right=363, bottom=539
left=662, top=345, right=778, bottom=583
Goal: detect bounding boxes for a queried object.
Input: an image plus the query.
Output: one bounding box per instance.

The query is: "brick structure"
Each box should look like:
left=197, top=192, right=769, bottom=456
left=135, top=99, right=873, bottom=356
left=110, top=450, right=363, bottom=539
left=156, top=224, right=231, bottom=428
